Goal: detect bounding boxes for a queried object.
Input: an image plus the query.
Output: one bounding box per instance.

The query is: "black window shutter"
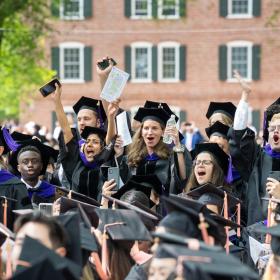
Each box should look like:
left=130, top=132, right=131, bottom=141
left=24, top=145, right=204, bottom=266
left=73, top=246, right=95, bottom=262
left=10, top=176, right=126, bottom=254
left=252, top=44, right=261, bottom=81
left=152, top=0, right=158, bottom=18
left=124, top=0, right=131, bottom=17
left=124, top=46, right=131, bottom=81
left=84, top=46, right=92, bottom=81
left=179, top=110, right=187, bottom=123
left=179, top=45, right=186, bottom=81
left=84, top=0, right=93, bottom=18
left=51, top=111, right=57, bottom=133
left=219, top=45, right=227, bottom=81
left=51, top=0, right=60, bottom=17
left=253, top=0, right=261, bottom=17
left=179, top=0, right=186, bottom=17
left=51, top=47, right=60, bottom=78
left=252, top=109, right=260, bottom=133
left=219, top=0, right=228, bottom=17
left=152, top=45, right=157, bottom=82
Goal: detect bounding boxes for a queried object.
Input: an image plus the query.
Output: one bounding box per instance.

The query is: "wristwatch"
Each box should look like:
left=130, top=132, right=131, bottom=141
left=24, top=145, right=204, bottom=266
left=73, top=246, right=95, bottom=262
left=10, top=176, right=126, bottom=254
left=173, top=144, right=185, bottom=153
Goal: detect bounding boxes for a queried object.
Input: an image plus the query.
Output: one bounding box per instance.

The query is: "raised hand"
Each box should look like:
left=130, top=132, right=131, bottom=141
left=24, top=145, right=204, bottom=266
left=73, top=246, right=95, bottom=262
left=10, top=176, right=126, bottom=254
left=266, top=177, right=280, bottom=199
left=164, top=126, right=180, bottom=147
left=102, top=179, right=117, bottom=197
left=96, top=56, right=114, bottom=79
left=114, top=135, right=124, bottom=157
left=233, top=69, right=251, bottom=94
left=107, top=98, right=121, bottom=120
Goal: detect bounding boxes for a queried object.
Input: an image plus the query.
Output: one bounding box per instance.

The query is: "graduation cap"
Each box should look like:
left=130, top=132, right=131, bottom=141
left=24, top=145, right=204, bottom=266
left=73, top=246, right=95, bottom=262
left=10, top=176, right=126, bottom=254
left=206, top=102, right=236, bottom=120
left=0, top=127, right=10, bottom=154
left=16, top=236, right=82, bottom=280
left=112, top=175, right=163, bottom=202
left=55, top=186, right=101, bottom=207
left=191, top=143, right=230, bottom=176
left=134, top=107, right=170, bottom=127
left=11, top=131, right=33, bottom=141
left=144, top=100, right=179, bottom=123
left=154, top=243, right=258, bottom=279
left=263, top=97, right=280, bottom=142
left=0, top=196, right=18, bottom=227
left=58, top=196, right=99, bottom=228
left=80, top=126, right=107, bottom=141
left=11, top=258, right=65, bottom=280
left=205, top=121, right=230, bottom=139
left=102, top=194, right=159, bottom=230
left=72, top=96, right=106, bottom=124
left=9, top=138, right=58, bottom=176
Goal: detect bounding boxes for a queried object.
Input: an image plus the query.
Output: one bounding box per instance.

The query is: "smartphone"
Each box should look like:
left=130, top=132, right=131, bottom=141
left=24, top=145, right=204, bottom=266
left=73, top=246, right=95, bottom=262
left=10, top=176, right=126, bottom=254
left=97, top=58, right=117, bottom=70
left=107, top=167, right=120, bottom=191
left=39, top=203, right=53, bottom=216
left=39, top=78, right=61, bottom=97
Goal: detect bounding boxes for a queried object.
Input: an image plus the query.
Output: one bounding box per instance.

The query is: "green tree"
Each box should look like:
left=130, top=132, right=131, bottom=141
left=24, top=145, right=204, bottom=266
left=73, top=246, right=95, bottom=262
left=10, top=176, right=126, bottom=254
left=0, top=1, right=56, bottom=120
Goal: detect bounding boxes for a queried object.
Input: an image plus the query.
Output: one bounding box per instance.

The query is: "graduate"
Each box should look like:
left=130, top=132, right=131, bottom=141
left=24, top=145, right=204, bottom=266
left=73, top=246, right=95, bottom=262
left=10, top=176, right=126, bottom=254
left=51, top=83, right=118, bottom=201
left=110, top=106, right=190, bottom=195
left=0, top=128, right=32, bottom=229
left=9, top=138, right=57, bottom=206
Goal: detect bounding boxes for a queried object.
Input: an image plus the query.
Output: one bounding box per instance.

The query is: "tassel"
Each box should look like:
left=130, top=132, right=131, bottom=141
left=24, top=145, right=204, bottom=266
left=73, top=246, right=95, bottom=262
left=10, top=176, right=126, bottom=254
left=98, top=104, right=104, bottom=129
left=265, top=200, right=272, bottom=244
left=3, top=198, right=7, bottom=227
left=237, top=203, right=241, bottom=237
left=5, top=240, right=12, bottom=279
left=226, top=156, right=233, bottom=184
left=2, top=127, right=20, bottom=152
left=91, top=252, right=108, bottom=280
left=223, top=192, right=230, bottom=254
left=198, top=213, right=209, bottom=245
left=68, top=191, right=72, bottom=200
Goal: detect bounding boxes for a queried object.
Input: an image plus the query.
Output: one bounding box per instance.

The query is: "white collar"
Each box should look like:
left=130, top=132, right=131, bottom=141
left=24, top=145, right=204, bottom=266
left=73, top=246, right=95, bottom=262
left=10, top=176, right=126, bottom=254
left=21, top=178, right=41, bottom=190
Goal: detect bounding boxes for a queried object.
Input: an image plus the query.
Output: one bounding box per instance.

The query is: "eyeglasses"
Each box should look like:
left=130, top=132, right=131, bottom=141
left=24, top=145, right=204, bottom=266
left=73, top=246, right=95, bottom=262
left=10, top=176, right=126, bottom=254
left=268, top=125, right=280, bottom=132
left=193, top=160, right=213, bottom=166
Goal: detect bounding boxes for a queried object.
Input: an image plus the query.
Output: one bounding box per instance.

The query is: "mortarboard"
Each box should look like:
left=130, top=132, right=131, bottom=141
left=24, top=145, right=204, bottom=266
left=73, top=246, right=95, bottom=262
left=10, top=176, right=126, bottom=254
left=205, top=121, right=230, bottom=139
left=206, top=102, right=236, bottom=120
left=11, top=258, right=65, bottom=280
left=191, top=143, right=230, bottom=176
left=55, top=186, right=101, bottom=207
left=72, top=96, right=106, bottom=123
left=11, top=131, right=33, bottom=141
left=80, top=126, right=107, bottom=141
left=154, top=243, right=258, bottom=279
left=144, top=100, right=179, bottom=123
left=58, top=196, right=99, bottom=228
left=9, top=138, right=58, bottom=175
left=16, top=236, right=82, bottom=280
left=263, top=97, right=280, bottom=142
left=134, top=107, right=170, bottom=127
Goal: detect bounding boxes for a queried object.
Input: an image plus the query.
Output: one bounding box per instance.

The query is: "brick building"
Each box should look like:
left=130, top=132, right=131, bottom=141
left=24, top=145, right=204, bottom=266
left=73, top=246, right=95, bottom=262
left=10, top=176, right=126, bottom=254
left=20, top=0, right=280, bottom=135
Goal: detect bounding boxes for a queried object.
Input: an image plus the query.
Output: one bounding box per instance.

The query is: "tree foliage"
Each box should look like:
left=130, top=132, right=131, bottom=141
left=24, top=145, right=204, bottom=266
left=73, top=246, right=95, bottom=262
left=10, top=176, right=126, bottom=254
left=0, top=0, right=56, bottom=120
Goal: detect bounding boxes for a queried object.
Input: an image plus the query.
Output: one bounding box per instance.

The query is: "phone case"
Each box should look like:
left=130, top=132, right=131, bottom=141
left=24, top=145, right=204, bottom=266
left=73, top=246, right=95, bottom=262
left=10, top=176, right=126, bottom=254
left=39, top=79, right=61, bottom=97
left=108, top=167, right=120, bottom=191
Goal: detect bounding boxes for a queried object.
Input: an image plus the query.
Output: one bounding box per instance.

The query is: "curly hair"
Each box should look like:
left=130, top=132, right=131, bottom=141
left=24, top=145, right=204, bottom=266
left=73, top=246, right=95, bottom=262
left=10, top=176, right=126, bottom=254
left=127, top=124, right=170, bottom=167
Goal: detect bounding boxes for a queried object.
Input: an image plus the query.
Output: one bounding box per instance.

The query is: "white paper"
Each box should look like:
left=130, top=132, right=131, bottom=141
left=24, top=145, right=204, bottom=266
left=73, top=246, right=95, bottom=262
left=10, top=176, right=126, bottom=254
left=116, top=111, right=132, bottom=147
left=249, top=236, right=271, bottom=265
left=100, top=66, right=129, bottom=102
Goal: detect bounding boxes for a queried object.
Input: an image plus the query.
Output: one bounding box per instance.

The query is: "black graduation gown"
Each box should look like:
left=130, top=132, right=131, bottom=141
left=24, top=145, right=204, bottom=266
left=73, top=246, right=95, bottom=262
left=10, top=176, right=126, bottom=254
left=0, top=174, right=32, bottom=229
left=228, top=127, right=280, bottom=225
left=59, top=137, right=115, bottom=201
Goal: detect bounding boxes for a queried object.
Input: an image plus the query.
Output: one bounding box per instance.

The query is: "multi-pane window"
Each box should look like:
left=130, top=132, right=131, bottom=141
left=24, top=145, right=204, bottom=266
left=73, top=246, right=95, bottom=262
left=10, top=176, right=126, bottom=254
left=131, top=43, right=152, bottom=81
left=132, top=0, right=152, bottom=17
left=227, top=42, right=252, bottom=80
left=158, top=42, right=179, bottom=82
left=59, top=42, right=84, bottom=82
left=60, top=0, right=83, bottom=19
left=158, top=0, right=179, bottom=18
left=228, top=0, right=252, bottom=18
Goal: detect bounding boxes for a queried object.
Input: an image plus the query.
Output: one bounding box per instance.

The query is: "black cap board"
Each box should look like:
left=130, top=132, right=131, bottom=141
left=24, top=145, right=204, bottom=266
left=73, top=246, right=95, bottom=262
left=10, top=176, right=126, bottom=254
left=191, top=143, right=230, bottom=176
left=80, top=126, right=107, bottom=141
left=134, top=107, right=170, bottom=126
left=205, top=121, right=230, bottom=139
left=95, top=208, right=151, bottom=241
left=206, top=102, right=236, bottom=120
left=144, top=100, right=179, bottom=123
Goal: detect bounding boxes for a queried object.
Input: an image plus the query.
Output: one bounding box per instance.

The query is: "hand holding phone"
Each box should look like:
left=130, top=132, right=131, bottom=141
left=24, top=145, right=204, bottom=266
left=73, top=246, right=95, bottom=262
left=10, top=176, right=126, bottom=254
left=39, top=78, right=61, bottom=97
left=97, top=58, right=117, bottom=70
left=39, top=203, right=53, bottom=216
left=107, top=167, right=120, bottom=191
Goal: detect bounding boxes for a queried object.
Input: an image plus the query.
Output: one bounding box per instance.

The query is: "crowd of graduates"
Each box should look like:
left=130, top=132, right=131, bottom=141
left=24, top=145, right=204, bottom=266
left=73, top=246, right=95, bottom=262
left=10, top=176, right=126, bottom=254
left=0, top=58, right=279, bottom=279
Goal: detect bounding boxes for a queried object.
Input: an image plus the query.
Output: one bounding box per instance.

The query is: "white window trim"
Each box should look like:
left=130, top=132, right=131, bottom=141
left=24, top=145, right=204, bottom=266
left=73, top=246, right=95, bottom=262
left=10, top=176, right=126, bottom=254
left=158, top=0, right=180, bottom=19
left=158, top=42, right=180, bottom=83
left=226, top=41, right=253, bottom=83
left=60, top=0, right=84, bottom=20
left=227, top=0, right=253, bottom=19
left=59, top=42, right=85, bottom=84
left=131, top=42, right=153, bottom=83
left=131, top=0, right=152, bottom=19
